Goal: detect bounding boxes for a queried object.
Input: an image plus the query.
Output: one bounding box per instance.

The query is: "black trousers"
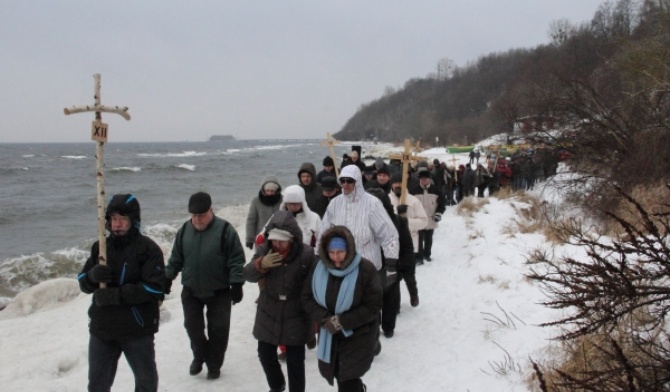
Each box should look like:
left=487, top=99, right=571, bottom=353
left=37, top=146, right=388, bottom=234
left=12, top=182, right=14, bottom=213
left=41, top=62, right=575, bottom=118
left=181, top=287, right=232, bottom=372
left=381, top=277, right=401, bottom=334
left=258, top=340, right=305, bottom=392
left=88, top=334, right=158, bottom=392
left=418, top=229, right=434, bottom=258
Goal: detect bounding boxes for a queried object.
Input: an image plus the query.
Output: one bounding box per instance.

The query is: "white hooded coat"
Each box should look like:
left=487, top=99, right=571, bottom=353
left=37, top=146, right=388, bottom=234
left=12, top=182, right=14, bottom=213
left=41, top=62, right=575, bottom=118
left=280, top=185, right=321, bottom=246
left=317, top=165, right=399, bottom=270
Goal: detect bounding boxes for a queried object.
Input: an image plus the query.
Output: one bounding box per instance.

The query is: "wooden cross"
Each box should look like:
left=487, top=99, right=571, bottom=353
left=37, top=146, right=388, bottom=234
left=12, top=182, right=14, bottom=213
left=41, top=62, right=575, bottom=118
left=320, top=132, right=340, bottom=177
left=387, top=139, right=424, bottom=210
left=450, top=154, right=459, bottom=181
left=64, top=74, right=130, bottom=287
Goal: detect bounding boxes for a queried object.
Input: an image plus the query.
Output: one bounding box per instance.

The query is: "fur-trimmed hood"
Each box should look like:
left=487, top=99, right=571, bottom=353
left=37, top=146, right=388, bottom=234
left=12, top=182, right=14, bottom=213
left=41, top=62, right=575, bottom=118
left=317, top=225, right=357, bottom=270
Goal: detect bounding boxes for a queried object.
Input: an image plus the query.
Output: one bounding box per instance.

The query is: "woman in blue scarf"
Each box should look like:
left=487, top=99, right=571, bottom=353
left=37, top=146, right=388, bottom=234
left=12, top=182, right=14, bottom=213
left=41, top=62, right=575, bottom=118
left=301, top=226, right=383, bottom=392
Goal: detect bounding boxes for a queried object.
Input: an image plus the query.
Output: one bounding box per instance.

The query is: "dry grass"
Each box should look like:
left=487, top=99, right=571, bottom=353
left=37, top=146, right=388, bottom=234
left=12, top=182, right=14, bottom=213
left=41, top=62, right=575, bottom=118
left=608, top=181, right=670, bottom=237
left=456, top=196, right=490, bottom=217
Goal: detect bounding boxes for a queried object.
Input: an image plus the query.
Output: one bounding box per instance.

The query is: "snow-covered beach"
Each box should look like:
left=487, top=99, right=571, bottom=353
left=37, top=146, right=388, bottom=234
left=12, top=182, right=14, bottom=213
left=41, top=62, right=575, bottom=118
left=0, top=145, right=577, bottom=391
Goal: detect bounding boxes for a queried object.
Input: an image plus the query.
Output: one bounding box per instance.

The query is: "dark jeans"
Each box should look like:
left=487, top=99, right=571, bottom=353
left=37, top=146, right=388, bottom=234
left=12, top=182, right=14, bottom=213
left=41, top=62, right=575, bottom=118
left=88, top=334, right=158, bottom=392
left=418, top=229, right=434, bottom=259
left=337, top=378, right=365, bottom=392
left=258, top=340, right=305, bottom=392
left=181, top=287, right=232, bottom=372
left=381, top=276, right=401, bottom=334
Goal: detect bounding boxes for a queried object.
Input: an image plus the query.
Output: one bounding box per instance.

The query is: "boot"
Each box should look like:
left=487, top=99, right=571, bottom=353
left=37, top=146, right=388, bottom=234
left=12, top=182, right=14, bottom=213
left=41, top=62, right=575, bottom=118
left=410, top=295, right=419, bottom=307
left=189, top=358, right=204, bottom=376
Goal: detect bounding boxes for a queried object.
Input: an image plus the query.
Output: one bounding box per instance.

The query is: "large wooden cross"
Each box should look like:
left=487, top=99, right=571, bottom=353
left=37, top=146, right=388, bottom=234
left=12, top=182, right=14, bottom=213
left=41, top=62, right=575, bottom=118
left=320, top=132, right=340, bottom=177
left=388, top=139, right=424, bottom=209
left=64, top=74, right=130, bottom=287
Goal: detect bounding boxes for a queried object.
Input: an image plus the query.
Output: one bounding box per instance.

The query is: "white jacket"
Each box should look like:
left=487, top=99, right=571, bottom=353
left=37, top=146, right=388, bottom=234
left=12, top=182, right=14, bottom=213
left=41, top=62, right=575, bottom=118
left=317, top=165, right=399, bottom=270
left=388, top=191, right=429, bottom=252
left=280, top=185, right=321, bottom=246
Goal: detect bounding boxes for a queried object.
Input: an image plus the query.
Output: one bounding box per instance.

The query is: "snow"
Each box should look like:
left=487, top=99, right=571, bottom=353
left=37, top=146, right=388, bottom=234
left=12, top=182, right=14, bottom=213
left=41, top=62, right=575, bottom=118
left=0, top=144, right=578, bottom=391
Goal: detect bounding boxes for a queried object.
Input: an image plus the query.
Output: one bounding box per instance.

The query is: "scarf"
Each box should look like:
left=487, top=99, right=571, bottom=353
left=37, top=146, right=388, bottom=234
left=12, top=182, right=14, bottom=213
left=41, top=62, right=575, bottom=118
left=312, top=253, right=361, bottom=363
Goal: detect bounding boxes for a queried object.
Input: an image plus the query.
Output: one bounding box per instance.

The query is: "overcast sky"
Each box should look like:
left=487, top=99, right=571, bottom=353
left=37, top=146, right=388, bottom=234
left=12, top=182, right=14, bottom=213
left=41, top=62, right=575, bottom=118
left=1, top=1, right=605, bottom=143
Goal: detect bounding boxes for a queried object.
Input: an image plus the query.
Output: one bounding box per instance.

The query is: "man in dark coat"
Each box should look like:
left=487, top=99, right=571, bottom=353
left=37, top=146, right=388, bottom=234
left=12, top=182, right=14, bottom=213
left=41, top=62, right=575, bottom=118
left=297, top=162, right=324, bottom=214
left=313, top=176, right=341, bottom=218
left=302, top=225, right=382, bottom=392
left=78, top=194, right=165, bottom=392
left=165, top=192, right=246, bottom=380
left=366, top=188, right=415, bottom=337
left=244, top=210, right=317, bottom=392
left=316, top=156, right=337, bottom=185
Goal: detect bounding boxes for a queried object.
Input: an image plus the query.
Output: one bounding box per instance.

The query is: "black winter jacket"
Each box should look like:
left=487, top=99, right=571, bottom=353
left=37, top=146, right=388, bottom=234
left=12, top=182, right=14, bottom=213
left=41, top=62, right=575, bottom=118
left=78, top=231, right=165, bottom=340
left=301, top=226, right=382, bottom=384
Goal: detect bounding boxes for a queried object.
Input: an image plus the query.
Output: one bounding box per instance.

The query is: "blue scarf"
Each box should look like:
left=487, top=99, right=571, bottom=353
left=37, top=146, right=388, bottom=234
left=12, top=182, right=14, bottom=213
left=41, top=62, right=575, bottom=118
left=312, top=253, right=361, bottom=363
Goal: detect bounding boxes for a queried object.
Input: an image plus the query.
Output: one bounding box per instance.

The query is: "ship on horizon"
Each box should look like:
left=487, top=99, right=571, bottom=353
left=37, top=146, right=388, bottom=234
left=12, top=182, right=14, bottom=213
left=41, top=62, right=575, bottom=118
left=209, top=134, right=236, bottom=142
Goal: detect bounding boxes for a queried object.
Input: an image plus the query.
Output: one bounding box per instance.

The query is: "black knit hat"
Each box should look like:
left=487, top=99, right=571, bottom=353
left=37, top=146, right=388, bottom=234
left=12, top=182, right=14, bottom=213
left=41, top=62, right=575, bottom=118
left=321, top=176, right=339, bottom=191
left=390, top=172, right=403, bottom=185
left=188, top=192, right=212, bottom=214
left=323, top=156, right=334, bottom=166
left=105, top=194, right=141, bottom=224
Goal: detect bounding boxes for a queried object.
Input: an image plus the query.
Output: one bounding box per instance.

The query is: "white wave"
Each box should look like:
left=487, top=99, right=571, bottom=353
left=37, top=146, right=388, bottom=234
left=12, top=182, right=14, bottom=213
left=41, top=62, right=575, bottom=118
left=61, top=155, right=87, bottom=160
left=175, top=164, right=195, bottom=171
left=110, top=166, right=141, bottom=172
left=21, top=154, right=34, bottom=158
left=137, top=151, right=207, bottom=158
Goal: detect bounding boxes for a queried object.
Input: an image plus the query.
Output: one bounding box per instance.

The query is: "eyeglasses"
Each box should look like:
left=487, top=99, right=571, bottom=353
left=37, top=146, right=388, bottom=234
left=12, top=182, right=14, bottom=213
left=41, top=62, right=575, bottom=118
left=339, top=178, right=356, bottom=184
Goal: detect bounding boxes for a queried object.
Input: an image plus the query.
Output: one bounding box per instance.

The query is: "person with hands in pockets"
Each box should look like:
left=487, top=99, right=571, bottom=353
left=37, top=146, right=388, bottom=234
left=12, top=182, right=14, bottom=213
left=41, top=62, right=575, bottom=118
left=164, top=191, right=246, bottom=381
left=244, top=210, right=317, bottom=392
left=78, top=194, right=165, bottom=392
left=302, top=225, right=383, bottom=392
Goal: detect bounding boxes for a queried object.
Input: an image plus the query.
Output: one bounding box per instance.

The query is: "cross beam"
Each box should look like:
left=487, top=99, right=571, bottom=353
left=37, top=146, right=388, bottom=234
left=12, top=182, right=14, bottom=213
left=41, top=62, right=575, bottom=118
left=64, top=74, right=130, bottom=287
left=388, top=139, right=425, bottom=208
left=320, top=132, right=340, bottom=177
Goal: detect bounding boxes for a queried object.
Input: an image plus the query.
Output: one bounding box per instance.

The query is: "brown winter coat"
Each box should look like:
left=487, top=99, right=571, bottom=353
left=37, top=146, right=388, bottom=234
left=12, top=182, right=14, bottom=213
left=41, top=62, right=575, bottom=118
left=244, top=210, right=317, bottom=346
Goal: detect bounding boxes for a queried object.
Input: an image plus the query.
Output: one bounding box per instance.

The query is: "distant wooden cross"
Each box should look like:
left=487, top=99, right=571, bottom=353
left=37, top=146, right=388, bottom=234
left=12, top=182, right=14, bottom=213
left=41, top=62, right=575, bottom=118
left=388, top=139, right=424, bottom=212
left=450, top=154, right=459, bottom=181
left=320, top=132, right=340, bottom=177
left=64, top=74, right=130, bottom=287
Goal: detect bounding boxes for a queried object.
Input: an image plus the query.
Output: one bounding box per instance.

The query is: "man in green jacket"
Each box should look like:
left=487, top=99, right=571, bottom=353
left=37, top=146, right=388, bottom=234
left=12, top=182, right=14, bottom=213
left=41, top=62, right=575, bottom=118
left=165, top=192, right=245, bottom=380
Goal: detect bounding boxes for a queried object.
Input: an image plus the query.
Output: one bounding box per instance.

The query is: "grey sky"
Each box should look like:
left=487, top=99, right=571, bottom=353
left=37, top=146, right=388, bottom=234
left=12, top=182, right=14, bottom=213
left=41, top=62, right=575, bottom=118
left=1, top=1, right=604, bottom=143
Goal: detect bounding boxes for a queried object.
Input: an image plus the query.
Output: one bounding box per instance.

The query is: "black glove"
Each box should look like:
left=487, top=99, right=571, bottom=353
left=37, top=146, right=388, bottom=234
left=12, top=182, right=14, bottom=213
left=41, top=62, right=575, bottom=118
left=322, top=315, right=342, bottom=334
left=396, top=205, right=408, bottom=215
left=94, top=288, right=120, bottom=306
left=87, top=264, right=113, bottom=284
left=164, top=278, right=173, bottom=295
left=246, top=241, right=253, bottom=250
left=230, top=283, right=243, bottom=305
left=433, top=213, right=442, bottom=222
left=385, top=258, right=398, bottom=286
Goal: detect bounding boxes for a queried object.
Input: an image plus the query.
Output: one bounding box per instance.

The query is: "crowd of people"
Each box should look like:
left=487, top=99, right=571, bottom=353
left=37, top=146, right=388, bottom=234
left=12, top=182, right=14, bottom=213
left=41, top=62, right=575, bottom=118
left=76, top=144, right=559, bottom=392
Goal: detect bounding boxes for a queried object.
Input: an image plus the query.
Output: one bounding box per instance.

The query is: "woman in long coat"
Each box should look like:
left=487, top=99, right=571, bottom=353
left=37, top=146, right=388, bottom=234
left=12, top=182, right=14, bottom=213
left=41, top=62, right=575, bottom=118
left=244, top=210, right=317, bottom=392
left=301, top=225, right=383, bottom=392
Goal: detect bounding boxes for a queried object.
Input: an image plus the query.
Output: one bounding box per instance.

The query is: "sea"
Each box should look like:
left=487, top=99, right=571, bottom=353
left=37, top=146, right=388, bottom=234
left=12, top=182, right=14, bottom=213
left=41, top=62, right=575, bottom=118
left=0, top=140, right=373, bottom=307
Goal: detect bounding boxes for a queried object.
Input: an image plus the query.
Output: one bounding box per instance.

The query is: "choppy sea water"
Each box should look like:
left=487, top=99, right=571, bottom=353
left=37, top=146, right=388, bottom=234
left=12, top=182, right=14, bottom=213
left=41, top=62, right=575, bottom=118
left=0, top=140, right=366, bottom=306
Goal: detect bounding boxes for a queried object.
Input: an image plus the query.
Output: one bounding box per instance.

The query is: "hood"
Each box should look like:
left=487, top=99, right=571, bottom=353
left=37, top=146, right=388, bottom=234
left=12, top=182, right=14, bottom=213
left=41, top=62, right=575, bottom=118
left=279, top=185, right=316, bottom=215
left=298, top=162, right=317, bottom=178
left=263, top=209, right=303, bottom=245
left=260, top=174, right=281, bottom=192
left=317, top=225, right=357, bottom=270
left=338, top=164, right=365, bottom=200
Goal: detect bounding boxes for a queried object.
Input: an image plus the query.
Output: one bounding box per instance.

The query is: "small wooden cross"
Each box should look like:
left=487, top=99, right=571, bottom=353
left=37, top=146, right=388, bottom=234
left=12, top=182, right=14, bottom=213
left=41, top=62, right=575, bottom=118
left=320, top=132, right=340, bottom=177
left=387, top=139, right=425, bottom=209
left=64, top=74, right=130, bottom=286
left=450, top=154, right=459, bottom=181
